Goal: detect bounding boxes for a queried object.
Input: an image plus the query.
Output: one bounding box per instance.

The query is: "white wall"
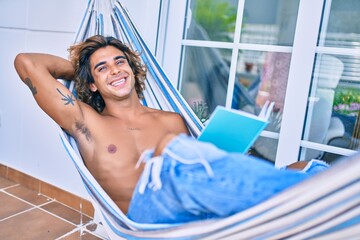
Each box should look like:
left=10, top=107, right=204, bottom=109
left=0, top=0, right=161, bottom=199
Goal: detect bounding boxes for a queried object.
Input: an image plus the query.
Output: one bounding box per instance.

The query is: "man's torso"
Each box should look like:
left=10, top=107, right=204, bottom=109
left=72, top=106, right=182, bottom=212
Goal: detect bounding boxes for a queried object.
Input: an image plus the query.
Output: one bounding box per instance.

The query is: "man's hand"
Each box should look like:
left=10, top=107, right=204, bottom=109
left=287, top=161, right=310, bottom=170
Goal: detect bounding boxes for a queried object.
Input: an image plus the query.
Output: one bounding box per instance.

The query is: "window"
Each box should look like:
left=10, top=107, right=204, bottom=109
left=179, top=0, right=300, bottom=163
left=300, top=0, right=360, bottom=163
left=161, top=0, right=359, bottom=166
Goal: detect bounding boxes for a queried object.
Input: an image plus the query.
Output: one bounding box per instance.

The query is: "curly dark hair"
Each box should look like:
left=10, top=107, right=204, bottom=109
left=68, top=35, right=147, bottom=112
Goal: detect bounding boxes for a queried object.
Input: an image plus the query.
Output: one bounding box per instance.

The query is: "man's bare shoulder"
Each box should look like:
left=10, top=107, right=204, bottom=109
left=78, top=101, right=100, bottom=115
left=144, top=108, right=189, bottom=134
left=144, top=107, right=180, bottom=119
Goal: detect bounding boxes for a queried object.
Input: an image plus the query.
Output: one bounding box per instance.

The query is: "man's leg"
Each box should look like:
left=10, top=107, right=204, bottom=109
left=128, top=134, right=329, bottom=224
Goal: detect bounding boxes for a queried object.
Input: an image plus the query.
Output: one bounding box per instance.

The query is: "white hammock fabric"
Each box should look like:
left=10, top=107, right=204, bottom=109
left=58, top=0, right=360, bottom=239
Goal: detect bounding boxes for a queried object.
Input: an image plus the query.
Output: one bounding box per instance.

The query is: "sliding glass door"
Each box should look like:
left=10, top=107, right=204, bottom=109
left=160, top=0, right=360, bottom=166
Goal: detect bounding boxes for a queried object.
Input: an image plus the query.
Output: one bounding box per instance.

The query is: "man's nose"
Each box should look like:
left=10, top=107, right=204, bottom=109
left=110, top=65, right=121, bottom=75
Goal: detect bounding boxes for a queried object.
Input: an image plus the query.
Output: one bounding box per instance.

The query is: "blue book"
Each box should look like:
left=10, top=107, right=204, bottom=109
left=198, top=101, right=274, bottom=153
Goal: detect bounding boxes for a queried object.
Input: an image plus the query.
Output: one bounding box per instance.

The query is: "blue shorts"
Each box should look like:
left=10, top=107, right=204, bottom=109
left=127, top=134, right=329, bottom=224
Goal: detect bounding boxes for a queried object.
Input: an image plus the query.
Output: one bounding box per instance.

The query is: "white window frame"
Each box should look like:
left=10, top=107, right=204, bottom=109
left=159, top=0, right=358, bottom=167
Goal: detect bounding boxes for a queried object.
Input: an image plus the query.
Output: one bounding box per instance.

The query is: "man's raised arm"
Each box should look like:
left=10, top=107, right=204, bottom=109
left=14, top=53, right=84, bottom=134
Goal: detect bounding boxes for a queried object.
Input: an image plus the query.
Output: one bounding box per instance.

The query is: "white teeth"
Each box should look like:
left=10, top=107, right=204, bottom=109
left=110, top=78, right=125, bottom=86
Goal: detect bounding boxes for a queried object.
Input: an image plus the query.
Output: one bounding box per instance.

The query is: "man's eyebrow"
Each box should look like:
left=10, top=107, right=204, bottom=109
left=114, top=55, right=126, bottom=61
left=93, top=56, right=126, bottom=70
left=94, top=61, right=106, bottom=70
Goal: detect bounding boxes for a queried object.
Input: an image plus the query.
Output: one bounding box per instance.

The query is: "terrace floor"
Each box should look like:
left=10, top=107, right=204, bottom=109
left=0, top=176, right=105, bottom=239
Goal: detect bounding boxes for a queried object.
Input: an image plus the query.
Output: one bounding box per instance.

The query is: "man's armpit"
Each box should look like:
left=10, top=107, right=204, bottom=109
left=24, top=77, right=37, bottom=95
left=51, top=70, right=68, bottom=80
left=75, top=121, right=92, bottom=142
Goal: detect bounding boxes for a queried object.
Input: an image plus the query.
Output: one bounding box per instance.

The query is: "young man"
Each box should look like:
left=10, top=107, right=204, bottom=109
left=14, top=35, right=329, bottom=224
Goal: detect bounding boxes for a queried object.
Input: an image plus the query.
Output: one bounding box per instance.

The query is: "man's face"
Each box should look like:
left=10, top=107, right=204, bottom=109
left=89, top=45, right=136, bottom=100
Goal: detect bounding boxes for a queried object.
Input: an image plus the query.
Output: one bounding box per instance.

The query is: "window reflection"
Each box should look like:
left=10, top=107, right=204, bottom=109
left=241, top=0, right=300, bottom=46
left=185, top=0, right=237, bottom=42
left=233, top=51, right=291, bottom=117
left=180, top=45, right=231, bottom=121
left=233, top=51, right=291, bottom=128
left=301, top=0, right=360, bottom=163
left=181, top=0, right=300, bottom=162
left=180, top=48, right=292, bottom=162
left=233, top=51, right=292, bottom=162
left=319, top=0, right=360, bottom=49
left=330, top=55, right=360, bottom=153
left=181, top=11, right=233, bottom=120
left=186, top=0, right=301, bottom=46
left=302, top=54, right=360, bottom=162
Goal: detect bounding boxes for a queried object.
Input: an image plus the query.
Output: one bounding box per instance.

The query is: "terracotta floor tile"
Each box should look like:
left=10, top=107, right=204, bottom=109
left=0, top=171, right=101, bottom=239
left=0, top=164, right=7, bottom=177
left=0, top=192, right=33, bottom=220
left=41, top=201, right=92, bottom=225
left=58, top=230, right=103, bottom=240
left=0, top=177, right=16, bottom=189
left=40, top=181, right=83, bottom=212
left=5, top=185, right=51, bottom=206
left=81, top=199, right=95, bottom=217
left=7, top=168, right=40, bottom=191
left=0, top=208, right=76, bottom=240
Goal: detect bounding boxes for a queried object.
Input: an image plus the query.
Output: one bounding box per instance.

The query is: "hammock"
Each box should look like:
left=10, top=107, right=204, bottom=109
left=59, top=0, right=360, bottom=239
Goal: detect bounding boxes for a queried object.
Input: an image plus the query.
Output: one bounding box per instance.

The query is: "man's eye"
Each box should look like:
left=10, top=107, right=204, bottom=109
left=116, top=60, right=125, bottom=65
left=98, top=66, right=107, bottom=72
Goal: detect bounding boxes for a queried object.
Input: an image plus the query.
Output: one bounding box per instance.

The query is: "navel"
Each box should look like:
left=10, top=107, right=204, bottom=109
left=107, top=144, right=117, bottom=154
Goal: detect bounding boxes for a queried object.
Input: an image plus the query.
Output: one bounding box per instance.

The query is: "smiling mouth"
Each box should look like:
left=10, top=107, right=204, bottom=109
left=110, top=78, right=126, bottom=86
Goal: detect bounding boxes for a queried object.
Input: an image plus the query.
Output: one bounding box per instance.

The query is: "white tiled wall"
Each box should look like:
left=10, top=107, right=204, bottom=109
left=0, top=0, right=28, bottom=28
left=0, top=0, right=160, bottom=199
left=27, top=0, right=86, bottom=32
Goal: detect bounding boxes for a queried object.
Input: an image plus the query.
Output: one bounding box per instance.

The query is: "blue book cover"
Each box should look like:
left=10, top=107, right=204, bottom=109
left=198, top=101, right=274, bottom=153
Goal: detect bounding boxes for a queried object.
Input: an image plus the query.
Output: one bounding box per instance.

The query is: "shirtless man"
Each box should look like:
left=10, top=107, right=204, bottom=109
left=14, top=35, right=189, bottom=213
left=15, top=35, right=329, bottom=224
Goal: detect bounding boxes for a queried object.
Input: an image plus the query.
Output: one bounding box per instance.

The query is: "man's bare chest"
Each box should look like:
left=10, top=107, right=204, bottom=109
left=75, top=114, right=171, bottom=168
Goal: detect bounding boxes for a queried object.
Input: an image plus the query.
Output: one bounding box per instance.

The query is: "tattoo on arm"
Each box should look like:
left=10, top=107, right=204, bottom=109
left=56, top=88, right=75, bottom=106
left=75, top=122, right=92, bottom=142
left=24, top=77, right=37, bottom=95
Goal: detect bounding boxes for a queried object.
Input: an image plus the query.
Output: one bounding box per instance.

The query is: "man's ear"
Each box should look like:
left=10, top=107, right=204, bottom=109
left=89, top=83, right=98, bottom=92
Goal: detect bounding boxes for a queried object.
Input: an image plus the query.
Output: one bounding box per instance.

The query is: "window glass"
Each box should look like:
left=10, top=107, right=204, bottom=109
left=241, top=0, right=300, bottom=46
left=181, top=0, right=301, bottom=162
left=232, top=50, right=292, bottom=162
left=233, top=50, right=291, bottom=118
left=180, top=46, right=232, bottom=121
left=301, top=54, right=360, bottom=162
left=300, top=146, right=347, bottom=163
left=184, top=0, right=238, bottom=42
left=301, top=0, right=360, bottom=163
left=318, top=0, right=360, bottom=48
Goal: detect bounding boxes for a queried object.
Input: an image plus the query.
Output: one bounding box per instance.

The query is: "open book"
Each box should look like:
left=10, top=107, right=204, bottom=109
left=197, top=101, right=275, bottom=153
